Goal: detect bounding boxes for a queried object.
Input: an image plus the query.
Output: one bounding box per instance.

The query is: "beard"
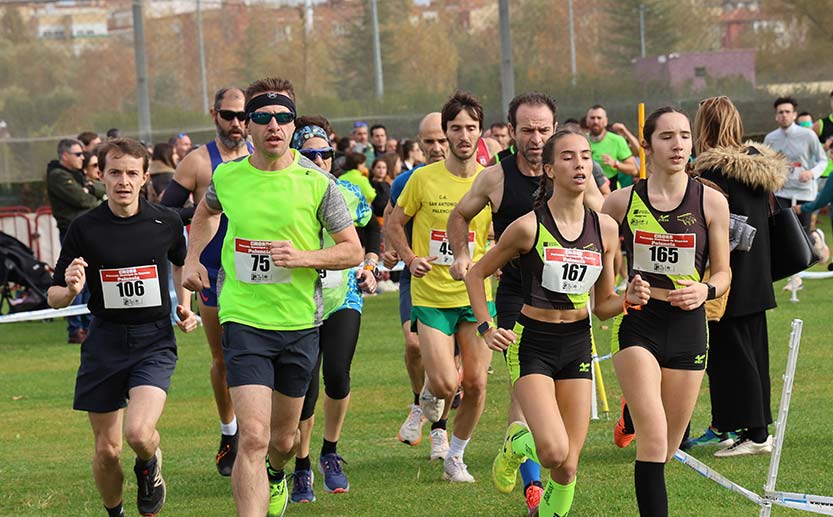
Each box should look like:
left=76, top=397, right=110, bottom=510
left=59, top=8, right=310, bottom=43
left=216, top=123, right=247, bottom=150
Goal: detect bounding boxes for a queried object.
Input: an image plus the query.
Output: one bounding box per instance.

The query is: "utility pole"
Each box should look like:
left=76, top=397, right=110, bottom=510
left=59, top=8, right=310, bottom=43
left=639, top=3, right=646, bottom=58
left=132, top=0, right=151, bottom=144
left=498, top=0, right=514, bottom=113
left=197, top=0, right=209, bottom=113
left=568, top=0, right=576, bottom=86
left=370, top=0, right=383, bottom=98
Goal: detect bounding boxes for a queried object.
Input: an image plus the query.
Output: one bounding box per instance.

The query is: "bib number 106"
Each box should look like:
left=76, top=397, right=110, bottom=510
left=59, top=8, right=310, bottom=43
left=561, top=263, right=587, bottom=282
left=649, top=246, right=678, bottom=264
left=116, top=280, right=145, bottom=297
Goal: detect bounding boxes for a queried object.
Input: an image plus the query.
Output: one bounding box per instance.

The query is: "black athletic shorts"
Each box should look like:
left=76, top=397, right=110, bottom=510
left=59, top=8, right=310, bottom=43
left=612, top=298, right=708, bottom=370
left=222, top=323, right=319, bottom=397
left=495, top=279, right=523, bottom=331
left=74, top=317, right=177, bottom=413
left=505, top=314, right=593, bottom=384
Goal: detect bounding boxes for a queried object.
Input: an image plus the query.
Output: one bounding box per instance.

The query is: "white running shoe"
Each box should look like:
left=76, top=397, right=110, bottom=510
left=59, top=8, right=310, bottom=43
left=419, top=384, right=445, bottom=423
left=714, top=435, right=773, bottom=458
left=443, top=455, right=475, bottom=483
left=813, top=228, right=830, bottom=263
left=398, top=405, right=426, bottom=446
left=429, top=428, right=449, bottom=461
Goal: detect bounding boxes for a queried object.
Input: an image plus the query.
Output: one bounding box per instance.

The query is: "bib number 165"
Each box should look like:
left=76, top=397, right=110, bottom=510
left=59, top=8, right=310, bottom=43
left=649, top=246, right=678, bottom=264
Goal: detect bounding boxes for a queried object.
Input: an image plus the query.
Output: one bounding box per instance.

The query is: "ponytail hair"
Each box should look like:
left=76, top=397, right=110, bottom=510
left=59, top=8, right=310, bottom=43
left=533, top=128, right=589, bottom=208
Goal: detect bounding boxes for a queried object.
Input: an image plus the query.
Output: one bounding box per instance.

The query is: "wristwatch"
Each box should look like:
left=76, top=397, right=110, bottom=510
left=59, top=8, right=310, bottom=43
left=477, top=320, right=496, bottom=337
left=705, top=282, right=716, bottom=300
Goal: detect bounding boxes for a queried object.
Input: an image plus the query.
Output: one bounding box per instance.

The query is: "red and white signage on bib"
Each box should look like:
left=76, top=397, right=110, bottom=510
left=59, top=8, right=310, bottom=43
left=99, top=265, right=161, bottom=309
left=542, top=247, right=602, bottom=294
left=234, top=238, right=291, bottom=284
left=428, top=229, right=475, bottom=266
left=632, top=230, right=696, bottom=276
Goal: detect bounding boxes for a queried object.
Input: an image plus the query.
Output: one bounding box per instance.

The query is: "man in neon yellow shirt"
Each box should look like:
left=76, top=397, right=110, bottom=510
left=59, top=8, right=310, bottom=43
left=183, top=77, right=363, bottom=517
left=388, top=91, right=495, bottom=483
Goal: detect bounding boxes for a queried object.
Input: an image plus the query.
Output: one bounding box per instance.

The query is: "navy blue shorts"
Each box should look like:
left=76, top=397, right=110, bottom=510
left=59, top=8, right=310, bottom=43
left=222, top=323, right=319, bottom=397
left=398, top=267, right=411, bottom=325
left=199, top=267, right=219, bottom=307
left=74, top=317, right=178, bottom=413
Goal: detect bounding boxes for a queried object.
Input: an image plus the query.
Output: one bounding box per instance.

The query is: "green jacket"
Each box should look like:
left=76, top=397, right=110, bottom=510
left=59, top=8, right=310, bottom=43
left=46, top=160, right=104, bottom=232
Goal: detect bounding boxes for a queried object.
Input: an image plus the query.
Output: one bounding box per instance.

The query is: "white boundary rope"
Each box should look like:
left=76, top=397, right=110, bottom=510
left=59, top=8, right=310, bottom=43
left=0, top=305, right=90, bottom=323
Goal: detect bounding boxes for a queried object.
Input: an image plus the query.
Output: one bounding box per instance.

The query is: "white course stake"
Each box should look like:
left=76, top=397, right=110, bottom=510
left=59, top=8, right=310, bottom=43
left=761, top=319, right=803, bottom=516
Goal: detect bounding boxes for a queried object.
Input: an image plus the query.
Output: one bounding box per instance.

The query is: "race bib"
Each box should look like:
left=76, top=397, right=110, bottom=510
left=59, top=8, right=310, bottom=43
left=99, top=265, right=162, bottom=309
left=541, top=248, right=602, bottom=294
left=319, top=269, right=343, bottom=289
left=428, top=229, right=475, bottom=266
left=632, top=230, right=696, bottom=276
left=234, top=238, right=291, bottom=284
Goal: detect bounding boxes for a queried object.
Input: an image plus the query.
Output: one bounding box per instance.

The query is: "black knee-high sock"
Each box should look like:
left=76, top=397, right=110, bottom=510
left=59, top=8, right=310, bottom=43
left=635, top=460, right=667, bottom=517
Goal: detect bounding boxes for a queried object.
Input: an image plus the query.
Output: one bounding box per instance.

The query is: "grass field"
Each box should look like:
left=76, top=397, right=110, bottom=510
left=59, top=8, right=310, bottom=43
left=2, top=271, right=832, bottom=516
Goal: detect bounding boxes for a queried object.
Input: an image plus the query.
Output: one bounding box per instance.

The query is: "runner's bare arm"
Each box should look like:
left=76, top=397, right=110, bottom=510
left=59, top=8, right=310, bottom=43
left=592, top=214, right=649, bottom=320
left=583, top=171, right=605, bottom=212
left=271, top=225, right=363, bottom=270
left=448, top=166, right=501, bottom=279
left=465, top=212, right=535, bottom=328
left=183, top=198, right=222, bottom=291
left=615, top=156, right=639, bottom=177
left=601, top=186, right=632, bottom=224
left=48, top=257, right=88, bottom=309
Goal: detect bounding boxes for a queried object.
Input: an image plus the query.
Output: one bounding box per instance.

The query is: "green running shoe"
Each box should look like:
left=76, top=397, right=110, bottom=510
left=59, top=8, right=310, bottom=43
left=492, top=421, right=529, bottom=494
left=267, top=475, right=288, bottom=517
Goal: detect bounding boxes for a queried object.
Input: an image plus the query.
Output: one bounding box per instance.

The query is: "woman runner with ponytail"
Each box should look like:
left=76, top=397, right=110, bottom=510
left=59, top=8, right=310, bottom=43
left=602, top=107, right=730, bottom=516
left=465, top=129, right=650, bottom=517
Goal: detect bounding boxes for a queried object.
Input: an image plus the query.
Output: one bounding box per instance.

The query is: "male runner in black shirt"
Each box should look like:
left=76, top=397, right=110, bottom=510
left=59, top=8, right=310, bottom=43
left=49, top=138, right=198, bottom=517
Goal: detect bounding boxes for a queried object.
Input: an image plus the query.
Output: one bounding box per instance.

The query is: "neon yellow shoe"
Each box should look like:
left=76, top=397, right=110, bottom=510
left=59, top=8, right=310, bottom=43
left=492, top=421, right=529, bottom=494
left=267, top=475, right=288, bottom=517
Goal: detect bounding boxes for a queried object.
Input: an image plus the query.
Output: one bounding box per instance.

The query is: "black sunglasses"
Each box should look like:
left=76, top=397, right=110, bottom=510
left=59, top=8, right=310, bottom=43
left=248, top=111, right=296, bottom=125
left=299, top=148, right=334, bottom=161
left=218, top=110, right=246, bottom=121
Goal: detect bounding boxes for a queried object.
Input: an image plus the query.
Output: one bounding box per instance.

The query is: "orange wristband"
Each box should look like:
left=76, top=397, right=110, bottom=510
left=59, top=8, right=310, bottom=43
left=405, top=255, right=417, bottom=269
left=623, top=298, right=642, bottom=315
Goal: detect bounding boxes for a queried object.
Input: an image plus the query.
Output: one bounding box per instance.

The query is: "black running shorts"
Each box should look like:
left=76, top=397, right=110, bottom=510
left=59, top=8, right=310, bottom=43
left=506, top=314, right=593, bottom=384
left=222, top=323, right=319, bottom=397
left=613, top=298, right=708, bottom=370
left=74, top=317, right=177, bottom=413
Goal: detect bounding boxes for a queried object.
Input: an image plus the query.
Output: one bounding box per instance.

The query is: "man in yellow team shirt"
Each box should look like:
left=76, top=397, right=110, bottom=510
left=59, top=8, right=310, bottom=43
left=388, top=91, right=494, bottom=483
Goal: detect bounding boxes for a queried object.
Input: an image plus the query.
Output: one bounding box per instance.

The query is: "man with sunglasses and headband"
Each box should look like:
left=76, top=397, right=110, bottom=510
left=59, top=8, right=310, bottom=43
left=161, top=87, right=254, bottom=477
left=183, top=77, right=362, bottom=517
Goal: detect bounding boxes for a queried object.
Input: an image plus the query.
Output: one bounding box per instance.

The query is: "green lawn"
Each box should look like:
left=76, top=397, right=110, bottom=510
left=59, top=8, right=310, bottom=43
left=2, top=272, right=831, bottom=516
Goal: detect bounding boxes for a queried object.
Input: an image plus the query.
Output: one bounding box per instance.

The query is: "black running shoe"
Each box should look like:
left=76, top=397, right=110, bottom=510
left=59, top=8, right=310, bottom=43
left=134, top=448, right=166, bottom=516
left=216, top=431, right=239, bottom=477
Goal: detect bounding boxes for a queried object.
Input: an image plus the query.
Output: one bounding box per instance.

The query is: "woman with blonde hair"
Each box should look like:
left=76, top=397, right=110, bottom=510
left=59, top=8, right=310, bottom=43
left=688, top=96, right=787, bottom=457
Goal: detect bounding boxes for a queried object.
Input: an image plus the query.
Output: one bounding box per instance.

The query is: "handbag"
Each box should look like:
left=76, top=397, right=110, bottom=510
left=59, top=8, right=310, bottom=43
left=769, top=194, right=818, bottom=282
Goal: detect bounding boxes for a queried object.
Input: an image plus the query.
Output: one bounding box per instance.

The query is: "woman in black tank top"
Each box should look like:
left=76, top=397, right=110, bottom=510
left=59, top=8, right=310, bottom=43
left=601, top=107, right=731, bottom=517
left=464, top=129, right=650, bottom=517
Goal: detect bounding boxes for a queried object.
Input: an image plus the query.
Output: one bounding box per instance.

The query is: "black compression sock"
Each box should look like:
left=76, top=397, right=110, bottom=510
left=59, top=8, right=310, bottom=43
left=431, top=418, right=447, bottom=431
left=413, top=392, right=420, bottom=406
left=105, top=502, right=124, bottom=517
left=747, top=426, right=768, bottom=443
left=321, top=438, right=338, bottom=456
left=295, top=455, right=311, bottom=472
left=634, top=460, right=667, bottom=517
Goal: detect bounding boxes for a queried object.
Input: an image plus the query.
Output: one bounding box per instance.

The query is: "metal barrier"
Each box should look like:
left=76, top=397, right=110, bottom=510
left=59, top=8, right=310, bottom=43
left=34, top=207, right=60, bottom=269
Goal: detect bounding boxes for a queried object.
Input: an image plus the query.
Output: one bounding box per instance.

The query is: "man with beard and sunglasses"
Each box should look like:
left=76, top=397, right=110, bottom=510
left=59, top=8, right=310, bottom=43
left=160, top=87, right=253, bottom=477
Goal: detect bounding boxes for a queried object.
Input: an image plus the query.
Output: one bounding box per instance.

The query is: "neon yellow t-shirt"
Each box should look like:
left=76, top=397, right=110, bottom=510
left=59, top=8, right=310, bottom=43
left=397, top=160, right=493, bottom=308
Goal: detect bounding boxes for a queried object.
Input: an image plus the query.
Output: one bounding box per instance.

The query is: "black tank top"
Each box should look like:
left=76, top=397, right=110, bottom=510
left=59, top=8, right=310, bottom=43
left=493, top=154, right=542, bottom=289
left=520, top=205, right=604, bottom=311
left=819, top=115, right=833, bottom=144
left=621, top=178, right=709, bottom=290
